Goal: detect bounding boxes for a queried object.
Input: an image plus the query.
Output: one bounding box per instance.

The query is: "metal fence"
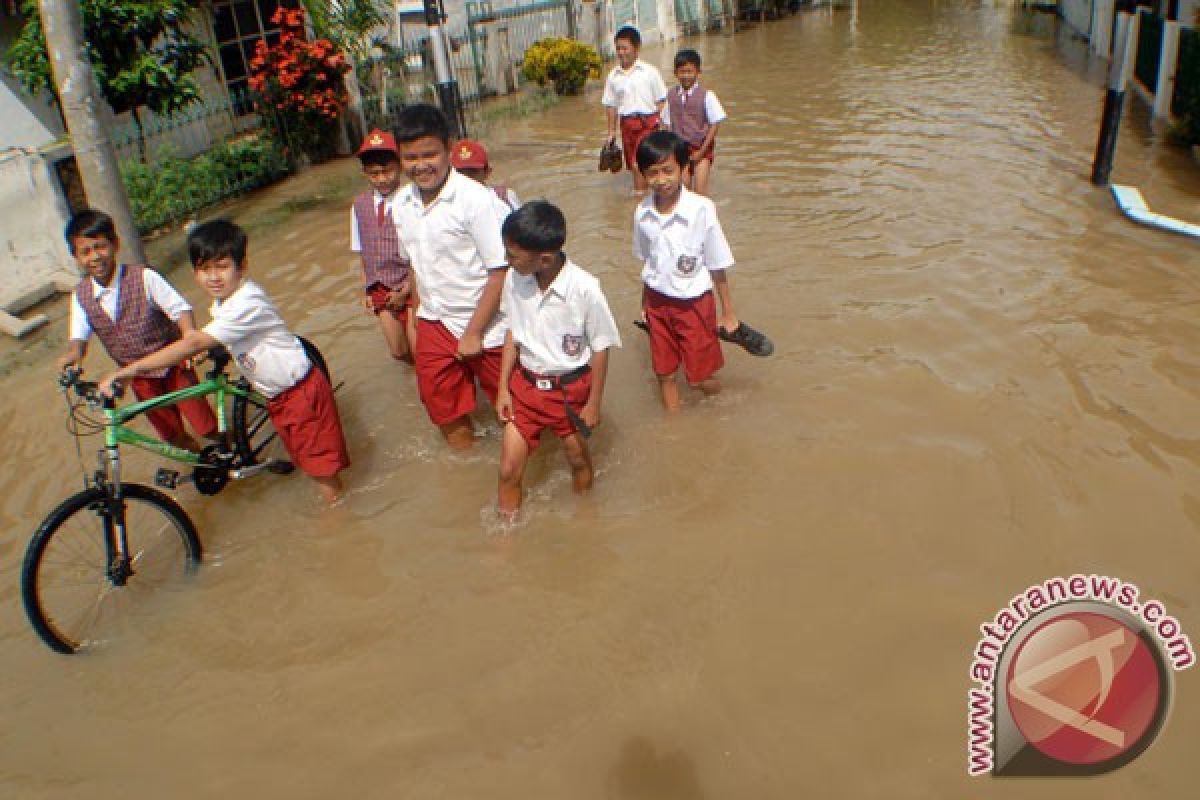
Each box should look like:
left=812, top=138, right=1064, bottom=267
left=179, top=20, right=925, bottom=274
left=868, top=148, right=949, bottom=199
left=110, top=89, right=262, bottom=165
left=1135, top=11, right=1163, bottom=92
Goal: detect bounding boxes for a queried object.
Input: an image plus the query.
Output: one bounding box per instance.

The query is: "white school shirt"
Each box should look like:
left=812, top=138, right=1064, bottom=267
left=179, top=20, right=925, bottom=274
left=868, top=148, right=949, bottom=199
left=393, top=169, right=508, bottom=348
left=349, top=190, right=407, bottom=253
left=660, top=84, right=728, bottom=128
left=502, top=260, right=622, bottom=376
left=601, top=60, right=668, bottom=116
left=203, top=279, right=310, bottom=398
left=633, top=187, right=735, bottom=299
left=68, top=264, right=192, bottom=341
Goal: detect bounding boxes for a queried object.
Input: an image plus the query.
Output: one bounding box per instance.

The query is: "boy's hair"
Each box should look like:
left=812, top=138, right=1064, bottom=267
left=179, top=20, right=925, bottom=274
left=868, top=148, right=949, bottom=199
left=64, top=209, right=117, bottom=250
left=359, top=150, right=399, bottom=168
left=636, top=130, right=690, bottom=174
left=502, top=200, right=566, bottom=254
left=188, top=219, right=248, bottom=267
left=614, top=25, right=641, bottom=48
left=674, top=49, right=702, bottom=70
left=394, top=103, right=451, bottom=145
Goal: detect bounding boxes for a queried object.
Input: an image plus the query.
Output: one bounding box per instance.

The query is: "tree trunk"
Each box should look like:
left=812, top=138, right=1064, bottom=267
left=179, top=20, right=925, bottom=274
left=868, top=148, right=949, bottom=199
left=38, top=0, right=146, bottom=263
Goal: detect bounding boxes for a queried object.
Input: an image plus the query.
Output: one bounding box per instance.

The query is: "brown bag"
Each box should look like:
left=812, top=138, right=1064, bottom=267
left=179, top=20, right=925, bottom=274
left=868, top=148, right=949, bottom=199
left=598, top=141, right=623, bottom=173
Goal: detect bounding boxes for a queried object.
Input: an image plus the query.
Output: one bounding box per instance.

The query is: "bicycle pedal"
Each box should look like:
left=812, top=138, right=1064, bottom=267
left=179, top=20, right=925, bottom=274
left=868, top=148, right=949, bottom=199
left=154, top=468, right=181, bottom=489
left=267, top=460, right=295, bottom=475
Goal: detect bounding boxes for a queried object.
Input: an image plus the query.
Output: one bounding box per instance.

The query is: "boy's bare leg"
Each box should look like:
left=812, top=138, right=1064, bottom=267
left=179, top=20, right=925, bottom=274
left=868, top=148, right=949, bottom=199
left=441, top=416, right=476, bottom=450
left=561, top=433, right=594, bottom=493
left=691, top=158, right=713, bottom=196
left=314, top=474, right=343, bottom=504
left=379, top=313, right=413, bottom=364
left=658, top=374, right=681, bottom=411
left=497, top=423, right=530, bottom=515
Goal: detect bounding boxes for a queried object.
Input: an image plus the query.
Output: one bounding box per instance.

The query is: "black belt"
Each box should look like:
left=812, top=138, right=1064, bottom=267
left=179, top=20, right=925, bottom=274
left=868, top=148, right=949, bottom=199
left=622, top=112, right=658, bottom=119
left=520, top=364, right=590, bottom=390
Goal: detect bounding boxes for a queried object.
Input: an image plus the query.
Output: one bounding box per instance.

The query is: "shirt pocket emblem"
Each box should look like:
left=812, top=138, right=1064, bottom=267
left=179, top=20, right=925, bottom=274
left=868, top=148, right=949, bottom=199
left=676, top=255, right=699, bottom=276
left=561, top=334, right=584, bottom=357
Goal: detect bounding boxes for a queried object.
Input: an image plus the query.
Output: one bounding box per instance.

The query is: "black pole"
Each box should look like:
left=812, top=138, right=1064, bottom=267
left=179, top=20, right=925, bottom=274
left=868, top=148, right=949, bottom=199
left=1091, top=7, right=1137, bottom=186
left=423, top=0, right=466, bottom=138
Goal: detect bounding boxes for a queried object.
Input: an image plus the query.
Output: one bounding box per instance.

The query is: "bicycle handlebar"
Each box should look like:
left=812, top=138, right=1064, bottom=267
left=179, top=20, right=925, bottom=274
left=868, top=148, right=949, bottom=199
left=58, top=368, right=122, bottom=408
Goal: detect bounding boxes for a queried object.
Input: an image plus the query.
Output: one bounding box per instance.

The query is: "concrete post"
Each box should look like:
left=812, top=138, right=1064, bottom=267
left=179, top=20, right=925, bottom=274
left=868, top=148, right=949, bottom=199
left=1093, top=0, right=1116, bottom=56
left=1092, top=9, right=1138, bottom=185
left=1154, top=20, right=1181, bottom=118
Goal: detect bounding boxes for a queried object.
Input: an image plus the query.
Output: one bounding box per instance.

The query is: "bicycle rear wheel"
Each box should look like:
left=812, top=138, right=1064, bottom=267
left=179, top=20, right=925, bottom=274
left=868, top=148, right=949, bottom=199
left=21, top=483, right=202, bottom=654
left=231, top=336, right=329, bottom=468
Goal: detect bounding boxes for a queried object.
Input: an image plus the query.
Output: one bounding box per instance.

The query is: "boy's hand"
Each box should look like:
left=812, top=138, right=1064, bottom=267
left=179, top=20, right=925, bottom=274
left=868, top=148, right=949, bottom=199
left=496, top=390, right=514, bottom=423
left=579, top=402, right=601, bottom=429
left=362, top=295, right=375, bottom=314
left=719, top=313, right=740, bottom=335
left=55, top=354, right=79, bottom=374
left=384, top=290, right=407, bottom=312
left=97, top=370, right=126, bottom=399
left=456, top=331, right=483, bottom=360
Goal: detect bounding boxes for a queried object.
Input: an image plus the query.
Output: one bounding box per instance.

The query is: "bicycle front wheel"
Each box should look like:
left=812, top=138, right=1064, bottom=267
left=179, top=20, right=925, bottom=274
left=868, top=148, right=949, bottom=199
left=21, top=483, right=202, bottom=654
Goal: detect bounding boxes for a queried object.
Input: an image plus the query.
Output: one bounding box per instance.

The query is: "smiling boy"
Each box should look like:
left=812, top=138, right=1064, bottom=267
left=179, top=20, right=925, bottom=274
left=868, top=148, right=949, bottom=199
left=390, top=104, right=509, bottom=449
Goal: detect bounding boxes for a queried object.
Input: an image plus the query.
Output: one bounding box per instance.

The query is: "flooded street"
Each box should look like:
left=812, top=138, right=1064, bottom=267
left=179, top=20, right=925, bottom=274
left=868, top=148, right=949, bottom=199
left=4, top=1, right=1200, bottom=795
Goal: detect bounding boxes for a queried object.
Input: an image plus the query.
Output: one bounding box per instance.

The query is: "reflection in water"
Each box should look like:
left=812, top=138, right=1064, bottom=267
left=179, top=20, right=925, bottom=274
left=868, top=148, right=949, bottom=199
left=3, top=2, right=1200, bottom=797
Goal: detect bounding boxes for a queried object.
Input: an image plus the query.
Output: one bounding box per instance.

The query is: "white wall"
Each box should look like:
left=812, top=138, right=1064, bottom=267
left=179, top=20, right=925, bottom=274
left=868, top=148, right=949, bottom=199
left=0, top=147, right=78, bottom=314
left=1061, top=0, right=1094, bottom=38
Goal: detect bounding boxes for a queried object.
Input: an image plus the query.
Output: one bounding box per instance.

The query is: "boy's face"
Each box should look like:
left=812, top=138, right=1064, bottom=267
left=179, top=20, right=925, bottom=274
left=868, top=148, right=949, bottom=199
left=504, top=240, right=555, bottom=277
left=71, top=233, right=119, bottom=286
left=615, top=39, right=638, bottom=69
left=674, top=63, right=700, bottom=89
left=362, top=159, right=402, bottom=196
left=194, top=255, right=246, bottom=301
left=644, top=155, right=685, bottom=205
left=398, top=136, right=452, bottom=195
left=458, top=166, right=490, bottom=185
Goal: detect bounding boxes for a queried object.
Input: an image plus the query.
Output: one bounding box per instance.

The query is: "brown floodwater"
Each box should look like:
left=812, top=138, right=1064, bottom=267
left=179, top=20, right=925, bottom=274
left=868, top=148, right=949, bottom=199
left=4, top=2, right=1200, bottom=796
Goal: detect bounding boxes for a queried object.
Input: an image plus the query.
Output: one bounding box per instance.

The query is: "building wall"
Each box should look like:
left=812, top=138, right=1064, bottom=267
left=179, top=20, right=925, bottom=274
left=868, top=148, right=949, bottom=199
left=0, top=15, right=65, bottom=149
left=0, top=147, right=77, bottom=317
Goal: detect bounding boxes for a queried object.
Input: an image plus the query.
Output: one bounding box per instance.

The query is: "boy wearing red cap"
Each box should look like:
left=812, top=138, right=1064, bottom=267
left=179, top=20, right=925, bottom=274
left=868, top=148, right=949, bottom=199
left=450, top=139, right=521, bottom=213
left=351, top=129, right=414, bottom=364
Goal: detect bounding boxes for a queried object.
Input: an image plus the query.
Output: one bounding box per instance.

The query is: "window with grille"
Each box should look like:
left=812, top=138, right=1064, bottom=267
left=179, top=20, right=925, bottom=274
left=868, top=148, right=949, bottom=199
left=210, top=0, right=300, bottom=113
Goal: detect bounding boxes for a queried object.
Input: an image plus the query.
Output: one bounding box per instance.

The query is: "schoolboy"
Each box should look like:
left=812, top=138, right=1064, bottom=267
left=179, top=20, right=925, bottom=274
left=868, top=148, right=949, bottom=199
left=449, top=138, right=521, bottom=213
left=634, top=131, right=769, bottom=410
left=56, top=208, right=217, bottom=452
left=350, top=128, right=413, bottom=364
left=495, top=201, right=620, bottom=515
left=663, top=49, right=727, bottom=196
left=100, top=220, right=350, bottom=503
left=601, top=25, right=668, bottom=192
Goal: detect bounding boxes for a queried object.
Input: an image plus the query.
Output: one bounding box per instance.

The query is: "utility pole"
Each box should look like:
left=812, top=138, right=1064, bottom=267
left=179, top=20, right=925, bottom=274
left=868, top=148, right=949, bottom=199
left=1091, top=1, right=1139, bottom=186
left=38, top=0, right=145, bottom=264
left=423, top=0, right=466, bottom=138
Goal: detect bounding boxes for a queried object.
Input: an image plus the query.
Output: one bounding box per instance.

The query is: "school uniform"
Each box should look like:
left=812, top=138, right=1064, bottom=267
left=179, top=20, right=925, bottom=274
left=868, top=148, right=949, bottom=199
left=491, top=184, right=521, bottom=214
left=602, top=59, right=668, bottom=170
left=70, top=263, right=217, bottom=442
left=502, top=260, right=621, bottom=449
left=204, top=279, right=349, bottom=478
left=663, top=83, right=727, bottom=163
left=393, top=169, right=509, bottom=425
left=633, top=187, right=734, bottom=384
left=350, top=189, right=412, bottom=320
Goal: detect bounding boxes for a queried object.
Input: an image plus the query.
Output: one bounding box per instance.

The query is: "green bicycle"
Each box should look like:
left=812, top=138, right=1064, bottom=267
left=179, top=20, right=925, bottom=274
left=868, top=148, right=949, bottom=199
left=21, top=338, right=329, bottom=654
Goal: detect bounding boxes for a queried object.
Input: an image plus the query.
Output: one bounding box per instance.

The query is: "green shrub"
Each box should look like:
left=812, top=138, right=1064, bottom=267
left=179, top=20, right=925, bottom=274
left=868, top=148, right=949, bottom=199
left=122, top=134, right=288, bottom=232
left=521, top=37, right=601, bottom=95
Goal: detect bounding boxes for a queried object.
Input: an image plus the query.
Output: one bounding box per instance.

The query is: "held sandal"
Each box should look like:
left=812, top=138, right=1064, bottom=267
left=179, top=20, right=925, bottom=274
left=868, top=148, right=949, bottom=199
left=718, top=321, right=774, bottom=357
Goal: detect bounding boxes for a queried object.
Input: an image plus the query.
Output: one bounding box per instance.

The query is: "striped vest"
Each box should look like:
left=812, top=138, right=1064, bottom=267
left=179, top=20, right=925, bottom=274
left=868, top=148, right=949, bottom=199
left=76, top=264, right=179, bottom=378
left=493, top=184, right=516, bottom=211
left=667, top=85, right=710, bottom=147
left=353, top=191, right=410, bottom=289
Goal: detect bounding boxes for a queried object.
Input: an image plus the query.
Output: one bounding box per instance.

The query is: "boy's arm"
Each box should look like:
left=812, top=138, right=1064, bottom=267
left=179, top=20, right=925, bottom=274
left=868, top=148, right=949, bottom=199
left=696, top=121, right=721, bottom=161
left=57, top=294, right=90, bottom=372
left=496, top=330, right=518, bottom=422
left=57, top=339, right=88, bottom=373
left=605, top=106, right=618, bottom=144
left=711, top=270, right=738, bottom=334
left=99, top=330, right=220, bottom=395
left=458, top=268, right=507, bottom=358
left=458, top=197, right=508, bottom=358
left=176, top=310, right=198, bottom=334
left=580, top=348, right=609, bottom=429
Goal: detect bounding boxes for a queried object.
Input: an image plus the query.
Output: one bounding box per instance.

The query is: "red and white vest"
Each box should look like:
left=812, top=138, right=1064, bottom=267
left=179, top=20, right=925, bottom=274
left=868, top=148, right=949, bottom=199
left=493, top=184, right=516, bottom=212
left=353, top=191, right=410, bottom=290
left=76, top=264, right=179, bottom=378
left=667, top=85, right=711, bottom=148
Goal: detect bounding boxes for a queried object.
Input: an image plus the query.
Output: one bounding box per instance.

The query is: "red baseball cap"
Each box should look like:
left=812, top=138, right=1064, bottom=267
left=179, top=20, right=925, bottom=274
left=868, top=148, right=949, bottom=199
left=357, top=129, right=399, bottom=158
left=451, top=139, right=489, bottom=169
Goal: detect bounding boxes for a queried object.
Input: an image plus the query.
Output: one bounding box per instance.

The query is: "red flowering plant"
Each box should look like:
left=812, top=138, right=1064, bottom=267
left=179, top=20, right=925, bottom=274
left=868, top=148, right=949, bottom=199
left=248, top=6, right=350, bottom=164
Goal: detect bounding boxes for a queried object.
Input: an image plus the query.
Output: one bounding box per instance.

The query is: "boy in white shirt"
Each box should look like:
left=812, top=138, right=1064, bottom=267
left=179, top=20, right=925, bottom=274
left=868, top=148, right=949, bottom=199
left=101, top=220, right=350, bottom=503
left=391, top=104, right=509, bottom=450
left=634, top=131, right=772, bottom=411
left=56, top=208, right=217, bottom=452
left=662, top=48, right=727, bottom=196
left=496, top=201, right=621, bottom=515
left=601, top=25, right=668, bottom=192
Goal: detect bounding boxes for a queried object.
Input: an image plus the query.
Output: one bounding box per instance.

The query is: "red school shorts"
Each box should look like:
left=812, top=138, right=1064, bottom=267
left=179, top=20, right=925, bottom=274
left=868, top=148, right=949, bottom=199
left=414, top=318, right=502, bottom=426
left=130, top=365, right=218, bottom=443
left=643, top=287, right=724, bottom=385
left=366, top=281, right=412, bottom=323
left=266, top=367, right=351, bottom=478
left=620, top=113, right=662, bottom=170
left=508, top=368, right=593, bottom=450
